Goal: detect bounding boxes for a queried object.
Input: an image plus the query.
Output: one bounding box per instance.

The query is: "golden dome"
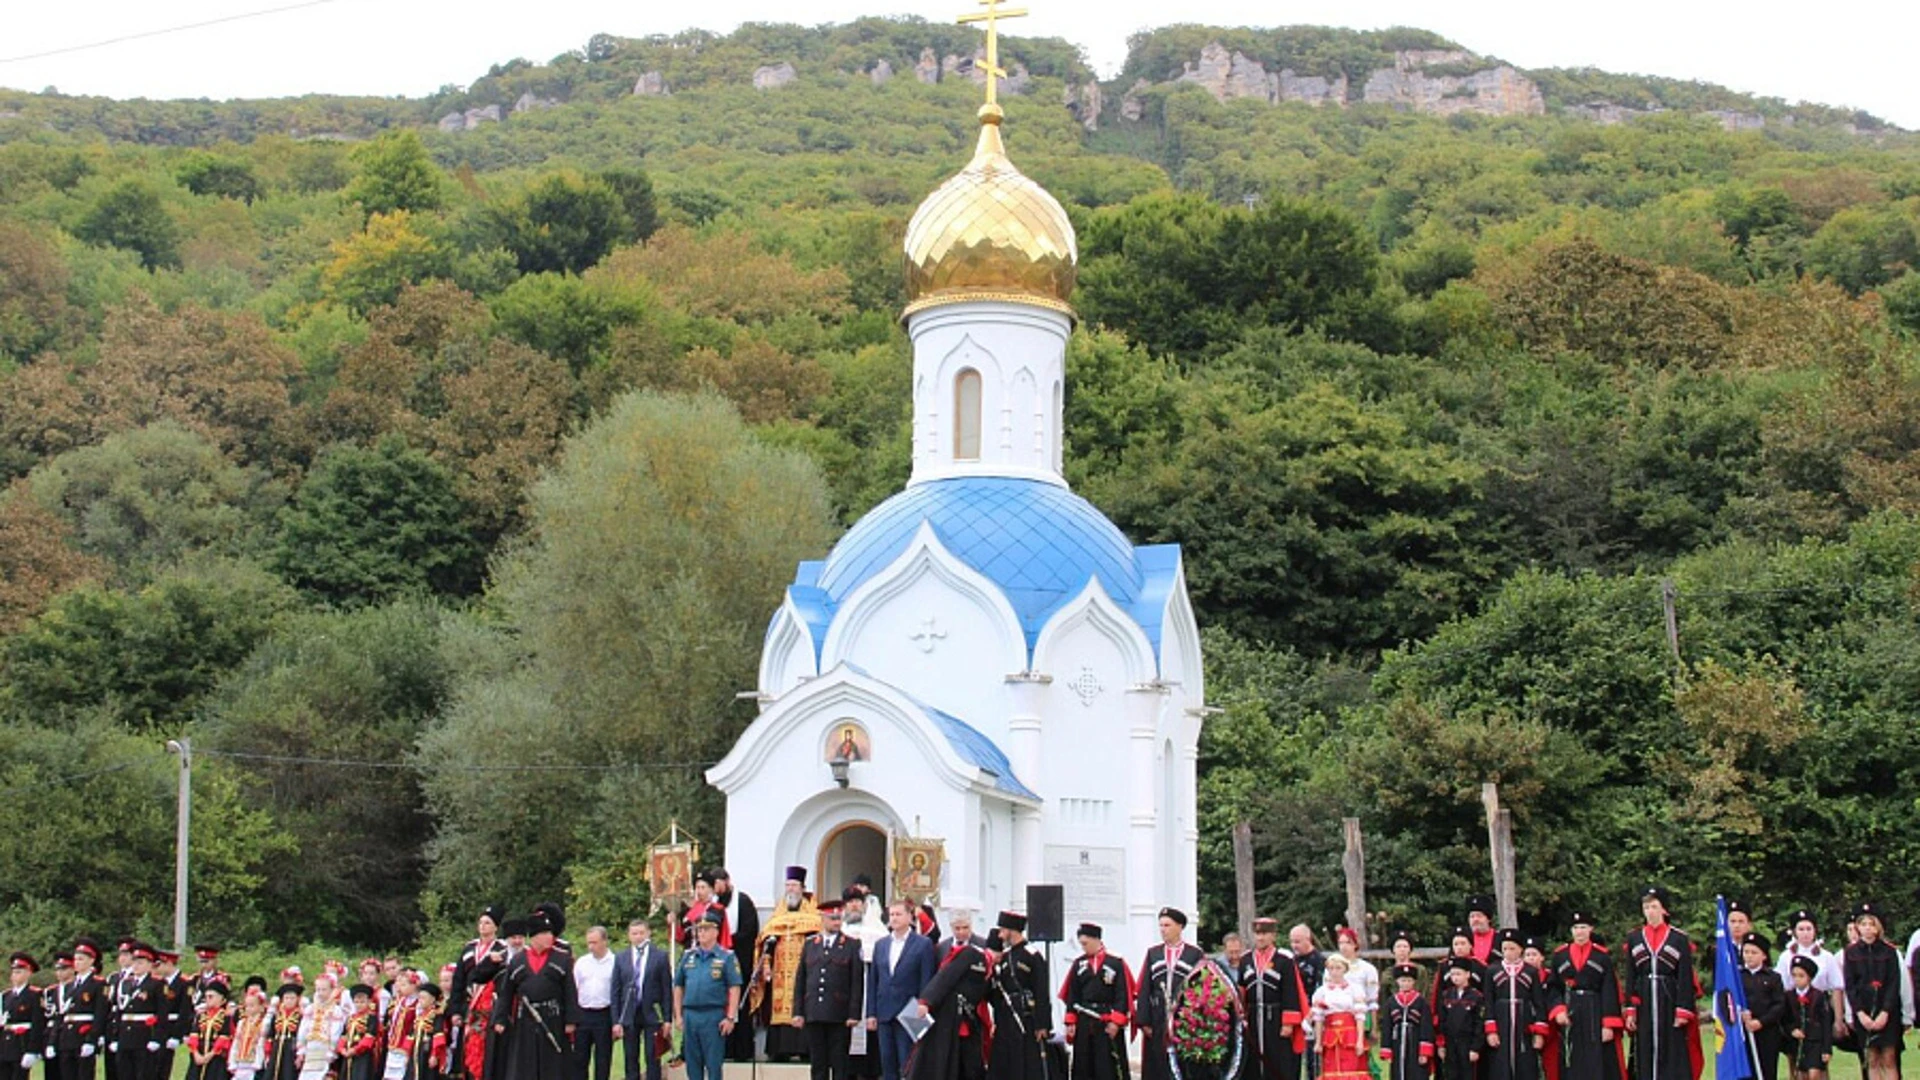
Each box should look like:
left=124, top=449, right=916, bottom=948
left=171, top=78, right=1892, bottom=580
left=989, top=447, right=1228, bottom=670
left=902, top=105, right=1077, bottom=319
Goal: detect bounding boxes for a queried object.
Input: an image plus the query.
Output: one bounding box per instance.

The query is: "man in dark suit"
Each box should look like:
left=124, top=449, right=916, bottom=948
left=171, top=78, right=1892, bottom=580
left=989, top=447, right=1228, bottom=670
left=613, top=918, right=672, bottom=1080
left=867, top=900, right=936, bottom=1080
left=793, top=900, right=864, bottom=1080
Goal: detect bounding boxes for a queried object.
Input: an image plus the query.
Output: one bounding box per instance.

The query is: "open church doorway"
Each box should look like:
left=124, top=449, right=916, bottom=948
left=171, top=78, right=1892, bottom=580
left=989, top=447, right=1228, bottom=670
left=819, top=821, right=888, bottom=900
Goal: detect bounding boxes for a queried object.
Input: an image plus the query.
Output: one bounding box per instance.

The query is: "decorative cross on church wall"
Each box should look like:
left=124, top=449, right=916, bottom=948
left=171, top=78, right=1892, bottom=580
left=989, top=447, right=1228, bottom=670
left=956, top=0, right=1028, bottom=108
left=910, top=616, right=948, bottom=653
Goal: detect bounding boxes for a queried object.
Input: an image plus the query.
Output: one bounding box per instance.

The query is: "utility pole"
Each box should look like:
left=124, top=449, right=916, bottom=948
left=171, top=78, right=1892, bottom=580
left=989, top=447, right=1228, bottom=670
left=166, top=738, right=191, bottom=951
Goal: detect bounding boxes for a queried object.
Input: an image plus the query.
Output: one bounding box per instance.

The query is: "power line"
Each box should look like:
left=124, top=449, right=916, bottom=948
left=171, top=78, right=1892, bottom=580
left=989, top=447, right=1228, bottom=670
left=0, top=0, right=345, bottom=66
left=196, top=749, right=715, bottom=773
left=0, top=757, right=161, bottom=798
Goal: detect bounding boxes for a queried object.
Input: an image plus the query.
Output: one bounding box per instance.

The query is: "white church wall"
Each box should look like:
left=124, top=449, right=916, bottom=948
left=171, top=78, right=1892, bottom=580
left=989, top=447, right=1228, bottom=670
left=820, top=524, right=1025, bottom=742
left=758, top=601, right=819, bottom=695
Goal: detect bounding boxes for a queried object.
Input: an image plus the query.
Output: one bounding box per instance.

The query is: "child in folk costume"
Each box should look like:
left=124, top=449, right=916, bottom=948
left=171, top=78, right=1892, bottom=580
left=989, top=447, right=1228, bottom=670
left=382, top=974, right=418, bottom=1080
left=1312, top=955, right=1371, bottom=1080
left=1622, top=887, right=1698, bottom=1080
left=296, top=979, right=343, bottom=1080
left=1783, top=957, right=1832, bottom=1080
left=267, top=984, right=307, bottom=1080
left=405, top=984, right=448, bottom=1080
left=335, top=986, right=382, bottom=1080
left=1840, top=902, right=1902, bottom=1080
left=230, top=991, right=270, bottom=1080
left=185, top=982, right=236, bottom=1080
left=1436, top=962, right=1485, bottom=1080
left=1379, top=965, right=1434, bottom=1080
left=1484, top=931, right=1549, bottom=1080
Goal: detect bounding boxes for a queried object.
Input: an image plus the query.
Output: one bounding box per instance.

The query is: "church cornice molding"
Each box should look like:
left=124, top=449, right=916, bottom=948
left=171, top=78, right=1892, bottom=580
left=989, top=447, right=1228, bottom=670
left=706, top=664, right=1028, bottom=804
left=1031, top=576, right=1157, bottom=687
left=820, top=520, right=1028, bottom=673
left=758, top=594, right=822, bottom=692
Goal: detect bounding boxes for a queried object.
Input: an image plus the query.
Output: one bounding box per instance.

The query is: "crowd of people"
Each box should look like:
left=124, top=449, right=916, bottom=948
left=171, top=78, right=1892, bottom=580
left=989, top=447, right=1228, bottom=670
left=2, top=879, right=1915, bottom=1080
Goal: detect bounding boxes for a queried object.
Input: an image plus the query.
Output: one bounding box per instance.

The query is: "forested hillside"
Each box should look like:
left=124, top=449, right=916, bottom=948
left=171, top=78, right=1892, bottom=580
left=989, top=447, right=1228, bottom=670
left=4, top=18, right=1920, bottom=954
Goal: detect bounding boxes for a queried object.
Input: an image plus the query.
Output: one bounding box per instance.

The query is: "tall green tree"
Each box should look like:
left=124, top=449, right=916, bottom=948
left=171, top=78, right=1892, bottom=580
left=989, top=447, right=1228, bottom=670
left=489, top=174, right=632, bottom=275
left=272, top=437, right=483, bottom=604
left=74, top=181, right=181, bottom=271
left=342, top=131, right=447, bottom=219
left=199, top=602, right=449, bottom=946
left=26, top=422, right=276, bottom=583
left=0, top=559, right=297, bottom=730
left=416, top=391, right=837, bottom=918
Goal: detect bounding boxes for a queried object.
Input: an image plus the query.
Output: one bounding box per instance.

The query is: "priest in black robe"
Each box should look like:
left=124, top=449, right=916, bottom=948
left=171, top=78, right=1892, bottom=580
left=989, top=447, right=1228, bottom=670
left=906, top=932, right=991, bottom=1080
left=1061, top=925, right=1131, bottom=1080
left=985, top=913, right=1049, bottom=1080
left=491, top=914, right=578, bottom=1080
left=1136, top=909, right=1206, bottom=1080
left=713, top=870, right=760, bottom=1062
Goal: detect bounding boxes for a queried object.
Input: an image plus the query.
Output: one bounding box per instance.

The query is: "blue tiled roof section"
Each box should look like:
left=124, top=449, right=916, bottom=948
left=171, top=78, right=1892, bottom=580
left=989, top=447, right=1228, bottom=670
left=817, top=477, right=1147, bottom=647
left=923, top=703, right=1039, bottom=801
left=1131, top=545, right=1182, bottom=653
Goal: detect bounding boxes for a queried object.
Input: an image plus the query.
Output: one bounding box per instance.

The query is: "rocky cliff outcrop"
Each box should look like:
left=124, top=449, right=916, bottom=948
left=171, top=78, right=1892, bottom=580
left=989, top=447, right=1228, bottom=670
left=436, top=105, right=501, bottom=132
left=915, top=48, right=940, bottom=85
left=870, top=58, right=893, bottom=86
left=1065, top=81, right=1103, bottom=131
left=1155, top=40, right=1529, bottom=116
left=632, top=71, right=668, bottom=96
left=1360, top=49, right=1544, bottom=116
left=753, top=62, right=797, bottom=90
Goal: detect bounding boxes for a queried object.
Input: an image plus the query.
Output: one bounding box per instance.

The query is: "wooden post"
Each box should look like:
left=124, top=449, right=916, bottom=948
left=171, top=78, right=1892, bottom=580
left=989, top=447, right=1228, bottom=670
left=1342, top=817, right=1368, bottom=949
left=1482, top=783, right=1517, bottom=928
left=1232, top=820, right=1256, bottom=939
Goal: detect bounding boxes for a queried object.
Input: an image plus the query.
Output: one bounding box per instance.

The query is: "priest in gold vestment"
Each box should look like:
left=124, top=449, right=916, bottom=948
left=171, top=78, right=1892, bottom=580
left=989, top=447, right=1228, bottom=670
left=750, top=865, right=822, bottom=1059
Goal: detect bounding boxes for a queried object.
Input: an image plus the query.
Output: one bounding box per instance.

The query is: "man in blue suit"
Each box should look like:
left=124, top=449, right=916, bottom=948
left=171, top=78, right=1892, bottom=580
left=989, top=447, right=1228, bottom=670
left=867, top=899, right=936, bottom=1080
left=613, top=917, right=673, bottom=1080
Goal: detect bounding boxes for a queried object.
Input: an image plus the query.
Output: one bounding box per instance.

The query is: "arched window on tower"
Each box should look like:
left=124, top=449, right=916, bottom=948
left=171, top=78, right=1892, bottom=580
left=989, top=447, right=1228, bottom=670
left=954, top=368, right=982, bottom=460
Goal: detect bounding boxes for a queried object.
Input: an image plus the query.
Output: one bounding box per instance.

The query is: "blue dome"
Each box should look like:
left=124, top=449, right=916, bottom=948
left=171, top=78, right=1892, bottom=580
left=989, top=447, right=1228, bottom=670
left=818, top=477, right=1145, bottom=643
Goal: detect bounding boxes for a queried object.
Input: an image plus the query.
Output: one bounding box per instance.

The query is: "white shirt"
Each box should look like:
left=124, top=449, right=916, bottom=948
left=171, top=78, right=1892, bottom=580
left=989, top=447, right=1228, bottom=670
left=575, top=950, right=616, bottom=1010
left=889, top=931, right=910, bottom=975
left=1344, top=957, right=1381, bottom=1014
left=1776, top=942, right=1844, bottom=994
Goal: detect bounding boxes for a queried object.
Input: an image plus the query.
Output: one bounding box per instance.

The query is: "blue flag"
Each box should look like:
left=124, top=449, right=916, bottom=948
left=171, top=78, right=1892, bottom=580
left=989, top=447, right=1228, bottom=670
left=1715, top=895, right=1756, bottom=1080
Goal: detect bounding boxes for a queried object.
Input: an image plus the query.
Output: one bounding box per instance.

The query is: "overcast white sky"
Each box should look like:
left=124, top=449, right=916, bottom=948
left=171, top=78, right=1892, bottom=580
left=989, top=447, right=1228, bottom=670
left=2, top=0, right=1915, bottom=129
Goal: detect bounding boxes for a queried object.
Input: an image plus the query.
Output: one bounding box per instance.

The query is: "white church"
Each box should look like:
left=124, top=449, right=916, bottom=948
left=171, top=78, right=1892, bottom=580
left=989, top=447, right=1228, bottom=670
left=706, top=87, right=1206, bottom=968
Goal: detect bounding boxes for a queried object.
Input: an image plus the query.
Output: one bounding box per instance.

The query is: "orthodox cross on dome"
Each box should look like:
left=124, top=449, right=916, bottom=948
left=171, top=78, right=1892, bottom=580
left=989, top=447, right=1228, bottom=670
left=956, top=0, right=1028, bottom=110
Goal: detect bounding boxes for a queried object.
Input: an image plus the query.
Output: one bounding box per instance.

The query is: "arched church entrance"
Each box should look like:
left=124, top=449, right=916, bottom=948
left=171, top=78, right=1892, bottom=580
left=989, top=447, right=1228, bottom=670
left=819, top=821, right=888, bottom=900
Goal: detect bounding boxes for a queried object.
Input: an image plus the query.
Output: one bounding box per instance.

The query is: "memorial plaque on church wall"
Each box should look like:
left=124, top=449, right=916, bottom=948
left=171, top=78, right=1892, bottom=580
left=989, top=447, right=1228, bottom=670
left=1044, top=845, right=1125, bottom=921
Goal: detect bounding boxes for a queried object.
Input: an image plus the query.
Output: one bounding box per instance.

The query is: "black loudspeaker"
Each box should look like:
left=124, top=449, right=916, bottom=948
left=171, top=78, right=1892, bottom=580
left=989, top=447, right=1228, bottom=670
left=1027, top=884, right=1065, bottom=942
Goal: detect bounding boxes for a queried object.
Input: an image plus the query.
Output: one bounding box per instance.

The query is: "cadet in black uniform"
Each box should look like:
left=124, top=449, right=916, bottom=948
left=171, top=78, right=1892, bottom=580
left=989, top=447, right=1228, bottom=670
left=1239, top=919, right=1307, bottom=1080
left=986, top=912, right=1050, bottom=1080
left=1484, top=932, right=1547, bottom=1080
left=54, top=941, right=109, bottom=1080
left=111, top=945, right=165, bottom=1080
left=1061, top=924, right=1132, bottom=1080
left=1735, top=933, right=1786, bottom=1080
left=1623, top=888, right=1697, bottom=1080
left=2, top=953, right=47, bottom=1080
left=1380, top=964, right=1434, bottom=1080
left=1783, top=957, right=1831, bottom=1080
left=1135, top=909, right=1206, bottom=1080
left=1435, top=961, right=1484, bottom=1080
left=792, top=900, right=864, bottom=1080
left=1545, top=913, right=1622, bottom=1080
